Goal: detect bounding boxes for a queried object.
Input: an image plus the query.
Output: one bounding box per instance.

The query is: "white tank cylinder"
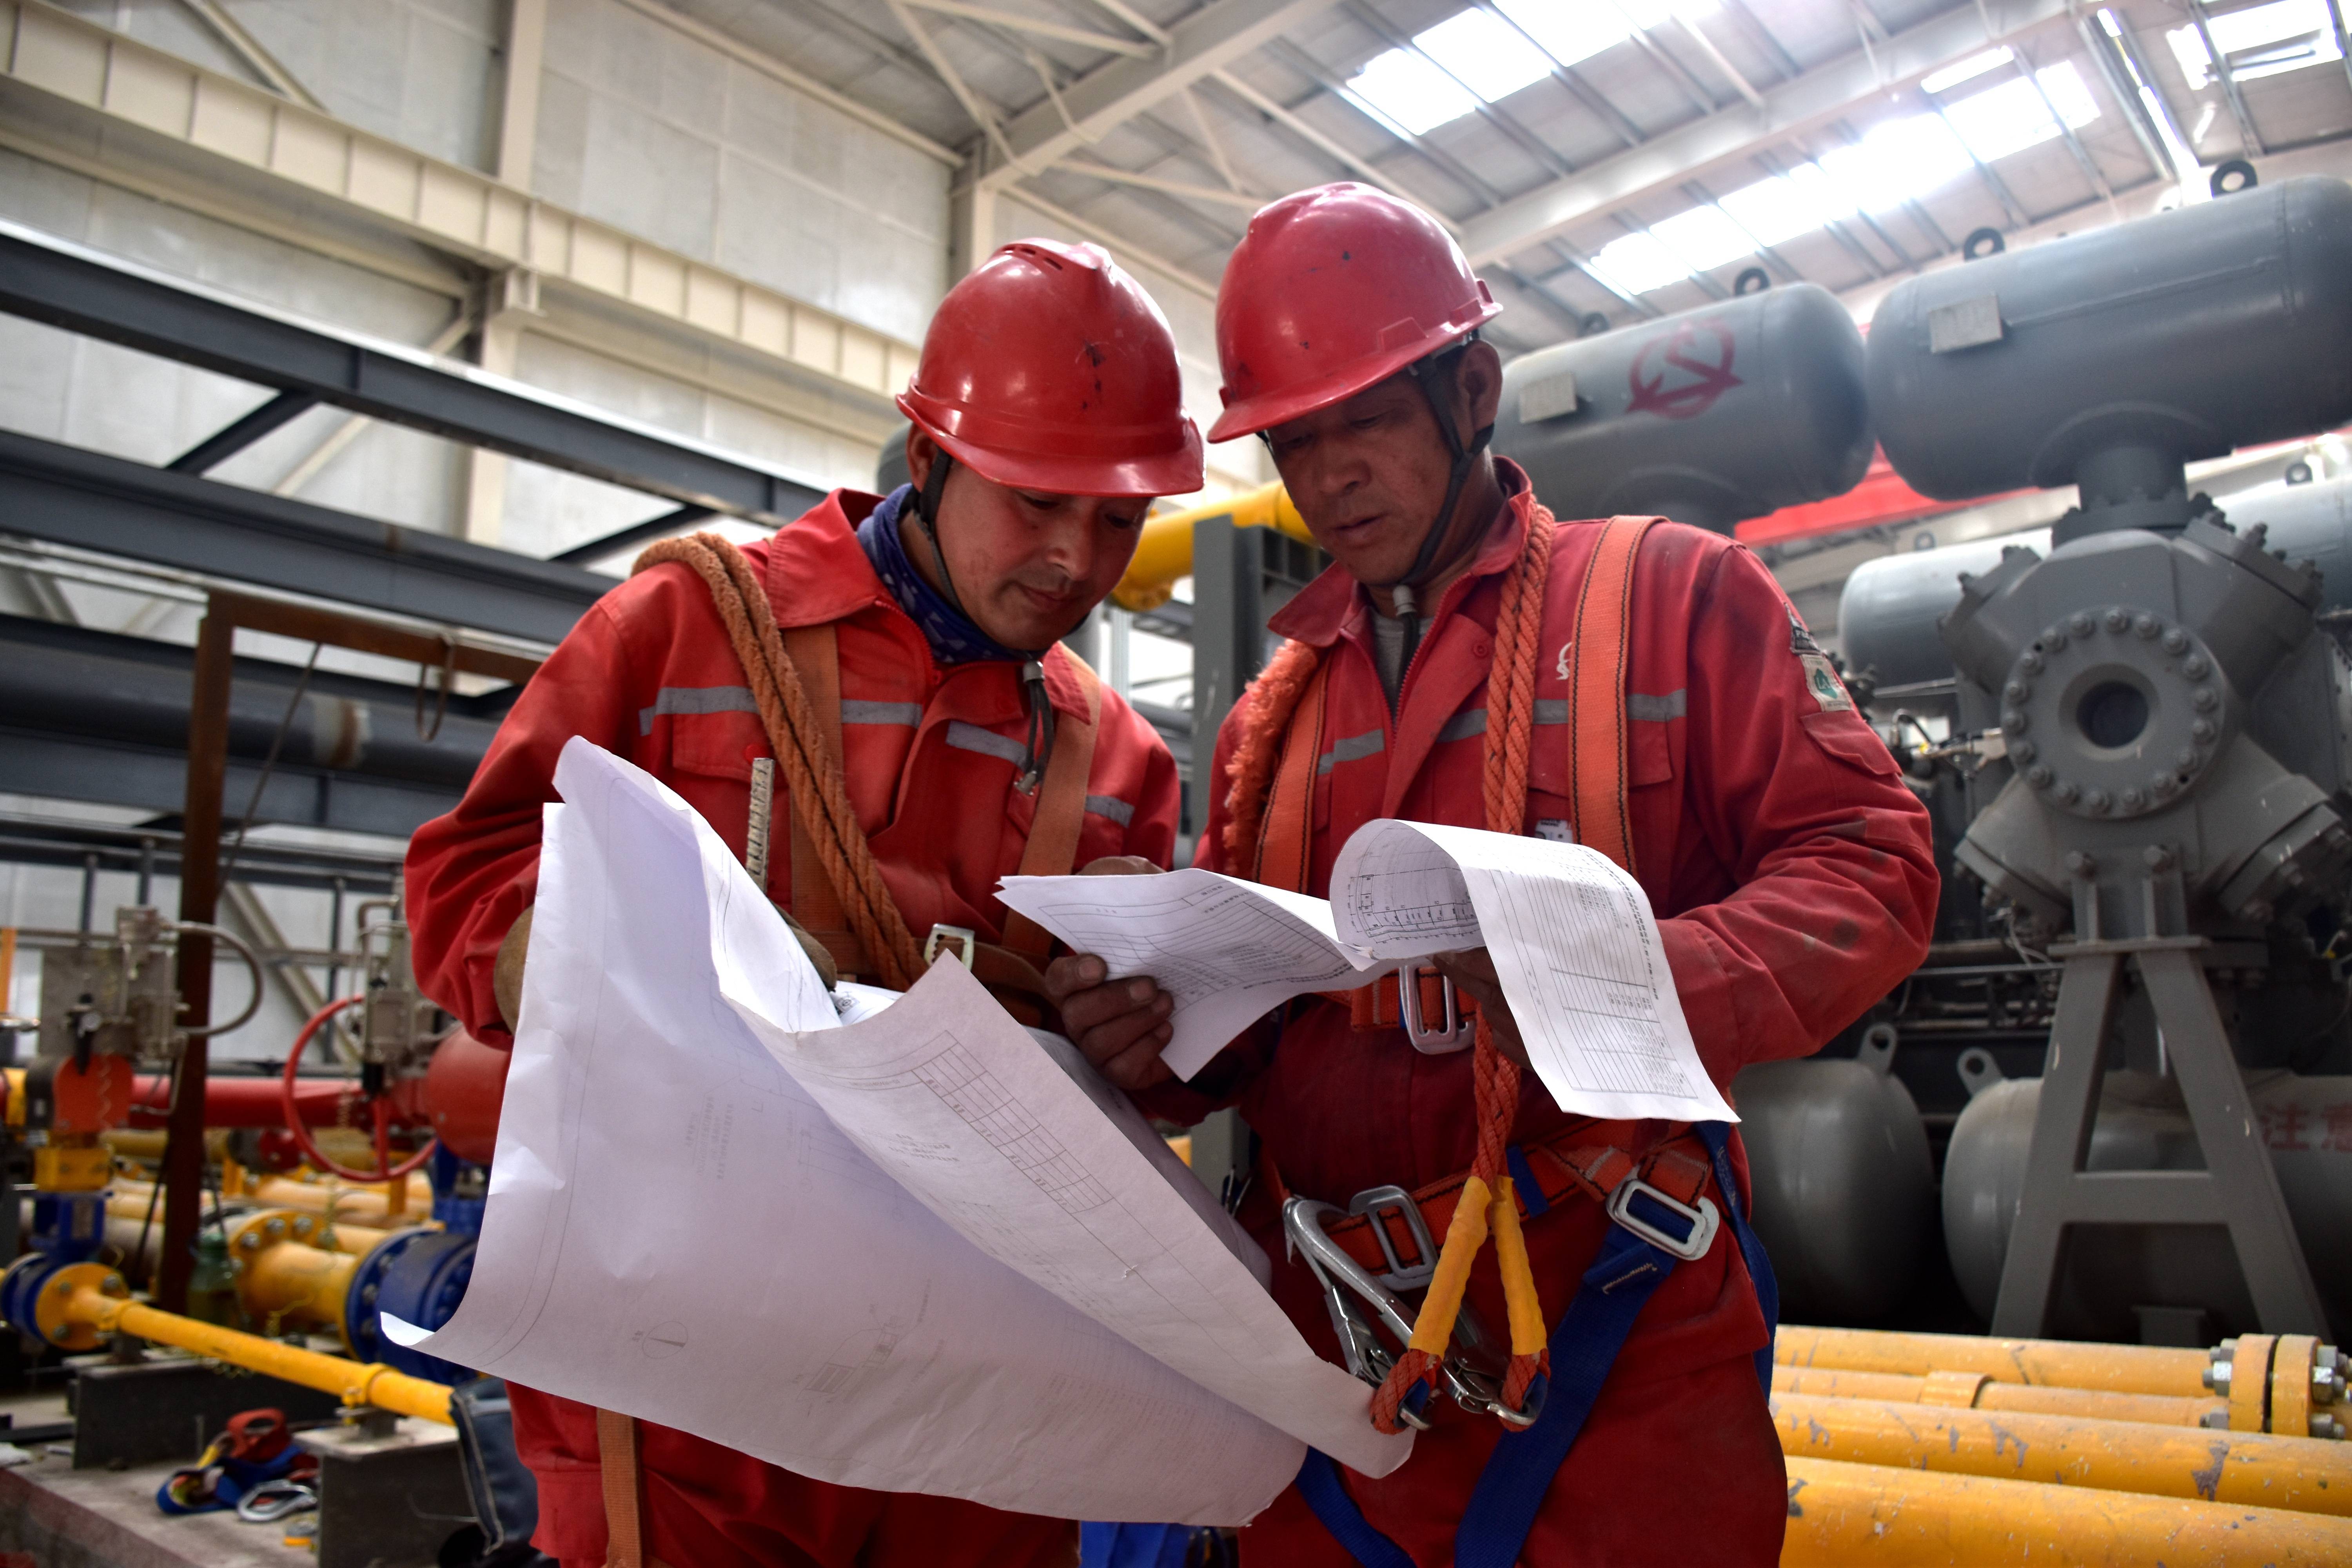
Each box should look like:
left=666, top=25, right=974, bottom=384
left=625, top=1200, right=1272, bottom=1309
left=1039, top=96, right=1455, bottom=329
left=1943, top=1064, right=2352, bottom=1339
left=1731, top=1027, right=1935, bottom=1322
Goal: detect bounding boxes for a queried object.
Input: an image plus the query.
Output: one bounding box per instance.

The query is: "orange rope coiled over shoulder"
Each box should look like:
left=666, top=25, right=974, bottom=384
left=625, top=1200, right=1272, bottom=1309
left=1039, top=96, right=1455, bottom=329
left=1368, top=504, right=1559, bottom=1434
left=634, top=533, right=924, bottom=989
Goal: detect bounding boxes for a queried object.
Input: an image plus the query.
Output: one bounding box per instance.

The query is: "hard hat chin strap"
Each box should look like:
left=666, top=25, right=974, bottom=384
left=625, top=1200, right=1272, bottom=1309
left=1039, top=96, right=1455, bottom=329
left=1390, top=339, right=1495, bottom=664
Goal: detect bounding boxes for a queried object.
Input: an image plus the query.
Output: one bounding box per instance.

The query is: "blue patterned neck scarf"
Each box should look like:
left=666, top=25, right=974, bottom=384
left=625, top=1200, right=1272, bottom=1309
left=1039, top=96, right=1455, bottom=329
left=857, top=484, right=1040, bottom=666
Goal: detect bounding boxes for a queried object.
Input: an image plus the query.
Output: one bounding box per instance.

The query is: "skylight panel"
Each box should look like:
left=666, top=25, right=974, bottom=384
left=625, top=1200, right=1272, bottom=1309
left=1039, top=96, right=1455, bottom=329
left=1494, top=0, right=1633, bottom=71
left=1616, top=0, right=1722, bottom=27
left=1345, top=46, right=1482, bottom=135
left=1939, top=62, right=2101, bottom=164
left=1922, top=46, right=2015, bottom=94
left=1651, top=205, right=1757, bottom=271
left=1716, top=164, right=1855, bottom=246
left=1817, top=115, right=1975, bottom=212
left=1588, top=231, right=1692, bottom=295
left=1941, top=77, right=2059, bottom=162
left=2034, top=61, right=2101, bottom=127
left=2167, top=0, right=2345, bottom=90
left=1416, top=8, right=1554, bottom=103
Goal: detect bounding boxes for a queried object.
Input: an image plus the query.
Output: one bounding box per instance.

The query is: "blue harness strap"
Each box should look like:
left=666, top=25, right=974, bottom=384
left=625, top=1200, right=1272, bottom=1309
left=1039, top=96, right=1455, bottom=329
left=1294, top=1123, right=1779, bottom=1568
left=1295, top=1448, right=1416, bottom=1568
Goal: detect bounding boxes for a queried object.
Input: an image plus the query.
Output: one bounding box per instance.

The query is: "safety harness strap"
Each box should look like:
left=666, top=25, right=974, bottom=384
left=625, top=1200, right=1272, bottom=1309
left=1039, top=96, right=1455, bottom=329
left=780, top=623, right=871, bottom=978
left=595, top=1407, right=673, bottom=1568
left=1001, top=651, right=1103, bottom=962
left=1568, top=517, right=1660, bottom=866
left=1252, top=658, right=1328, bottom=892
left=1299, top=1125, right=1779, bottom=1568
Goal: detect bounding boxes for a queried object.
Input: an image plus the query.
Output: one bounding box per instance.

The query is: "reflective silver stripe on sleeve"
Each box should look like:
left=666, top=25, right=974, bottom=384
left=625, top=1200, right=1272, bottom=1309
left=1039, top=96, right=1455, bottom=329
left=640, top=685, right=758, bottom=735
left=1315, top=730, right=1387, bottom=775
left=1084, top=795, right=1135, bottom=827
left=1628, top=690, right=1687, bottom=722
left=1534, top=699, right=1568, bottom=726
left=841, top=701, right=922, bottom=726
left=944, top=720, right=1027, bottom=763
left=1437, top=708, right=1488, bottom=744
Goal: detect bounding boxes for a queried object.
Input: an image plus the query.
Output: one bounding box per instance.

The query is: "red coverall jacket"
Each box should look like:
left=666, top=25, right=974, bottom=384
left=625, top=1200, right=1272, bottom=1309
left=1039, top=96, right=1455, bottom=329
left=405, top=488, right=1180, bottom=1568
left=1156, top=463, right=1938, bottom=1566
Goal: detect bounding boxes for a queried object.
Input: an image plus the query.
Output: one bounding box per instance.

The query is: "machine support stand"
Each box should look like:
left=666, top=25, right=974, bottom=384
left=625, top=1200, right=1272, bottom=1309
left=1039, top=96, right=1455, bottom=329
left=1990, top=938, right=2326, bottom=1337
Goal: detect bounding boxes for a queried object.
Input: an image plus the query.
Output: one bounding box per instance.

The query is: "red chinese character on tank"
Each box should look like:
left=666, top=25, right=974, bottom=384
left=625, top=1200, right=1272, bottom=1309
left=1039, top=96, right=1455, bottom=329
left=1626, top=318, right=1742, bottom=421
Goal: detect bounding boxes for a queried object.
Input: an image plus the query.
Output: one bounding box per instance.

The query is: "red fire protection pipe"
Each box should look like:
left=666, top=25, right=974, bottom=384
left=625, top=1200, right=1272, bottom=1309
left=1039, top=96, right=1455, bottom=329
left=128, top=1073, right=373, bottom=1130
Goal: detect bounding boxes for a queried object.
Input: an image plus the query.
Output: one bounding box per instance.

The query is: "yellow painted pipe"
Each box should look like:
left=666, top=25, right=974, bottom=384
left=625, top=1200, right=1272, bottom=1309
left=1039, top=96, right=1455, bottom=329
left=227, top=1210, right=358, bottom=1341
left=42, top=1266, right=450, bottom=1425
left=1772, top=1392, right=2352, bottom=1517
left=106, top=1191, right=389, bottom=1258
left=243, top=1173, right=431, bottom=1225
left=1776, top=1324, right=2212, bottom=1398
left=1773, top=1365, right=2227, bottom=1430
left=1111, top=482, right=1313, bottom=612
left=1780, top=1455, right=2352, bottom=1565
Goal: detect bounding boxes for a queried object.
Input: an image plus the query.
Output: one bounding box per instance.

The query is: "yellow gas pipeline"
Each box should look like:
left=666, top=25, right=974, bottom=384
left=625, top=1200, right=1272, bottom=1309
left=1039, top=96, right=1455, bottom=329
left=1112, top=483, right=1312, bottom=612
left=1777, top=1324, right=2213, bottom=1397
left=1780, top=1455, right=2352, bottom=1565
left=25, top=1261, right=448, bottom=1424
left=1773, top=1392, right=2352, bottom=1517
left=1772, top=1363, right=2227, bottom=1430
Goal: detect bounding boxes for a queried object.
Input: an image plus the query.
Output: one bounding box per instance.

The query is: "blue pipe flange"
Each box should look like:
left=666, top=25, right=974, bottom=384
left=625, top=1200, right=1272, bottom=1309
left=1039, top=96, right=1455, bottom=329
left=0, top=1252, right=62, bottom=1343
left=345, top=1228, right=475, bottom=1383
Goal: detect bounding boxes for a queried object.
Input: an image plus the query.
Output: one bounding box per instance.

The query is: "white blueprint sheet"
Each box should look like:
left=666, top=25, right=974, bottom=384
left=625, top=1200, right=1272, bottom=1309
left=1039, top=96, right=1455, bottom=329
left=995, top=869, right=1380, bottom=1078
left=1000, top=819, right=1733, bottom=1123
left=392, top=741, right=1404, bottom=1523
left=1330, top=820, right=1736, bottom=1124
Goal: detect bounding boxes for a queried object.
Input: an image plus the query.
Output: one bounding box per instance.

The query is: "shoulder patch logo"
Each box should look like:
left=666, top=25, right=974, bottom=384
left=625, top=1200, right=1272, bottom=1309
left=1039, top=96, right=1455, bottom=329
left=1800, top=653, right=1854, bottom=712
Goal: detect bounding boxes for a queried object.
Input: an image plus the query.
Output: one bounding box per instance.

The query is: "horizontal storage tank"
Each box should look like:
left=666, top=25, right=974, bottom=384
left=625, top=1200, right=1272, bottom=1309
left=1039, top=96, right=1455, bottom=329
left=1731, top=1027, right=1935, bottom=1323
left=1944, top=1064, right=2352, bottom=1341
left=1867, top=178, right=2352, bottom=503
left=1494, top=282, right=1871, bottom=532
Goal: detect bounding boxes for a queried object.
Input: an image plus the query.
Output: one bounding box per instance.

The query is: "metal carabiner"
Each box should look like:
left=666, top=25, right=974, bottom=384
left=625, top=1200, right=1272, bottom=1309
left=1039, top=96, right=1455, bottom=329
left=1397, top=965, right=1474, bottom=1054
left=236, top=1479, right=318, bottom=1523
left=1283, top=1195, right=1523, bottom=1427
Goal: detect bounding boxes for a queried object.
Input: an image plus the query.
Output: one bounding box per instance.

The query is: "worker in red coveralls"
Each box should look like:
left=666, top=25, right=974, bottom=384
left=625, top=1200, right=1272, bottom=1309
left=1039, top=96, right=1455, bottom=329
left=1046, top=183, right=1938, bottom=1566
left=405, top=238, right=1202, bottom=1568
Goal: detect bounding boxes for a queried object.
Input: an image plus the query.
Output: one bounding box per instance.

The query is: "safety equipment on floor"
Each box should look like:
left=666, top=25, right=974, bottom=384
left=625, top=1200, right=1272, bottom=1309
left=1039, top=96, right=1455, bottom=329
left=631, top=533, right=1100, bottom=1010
left=898, top=239, right=1203, bottom=498
left=156, top=1407, right=316, bottom=1516
left=1221, top=511, right=1781, bottom=1566
left=1208, top=184, right=1501, bottom=444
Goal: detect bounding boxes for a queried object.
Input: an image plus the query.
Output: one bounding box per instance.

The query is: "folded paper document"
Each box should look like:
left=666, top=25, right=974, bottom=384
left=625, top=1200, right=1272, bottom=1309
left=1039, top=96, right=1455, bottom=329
left=386, top=740, right=1407, bottom=1525
left=997, top=819, right=1735, bottom=1125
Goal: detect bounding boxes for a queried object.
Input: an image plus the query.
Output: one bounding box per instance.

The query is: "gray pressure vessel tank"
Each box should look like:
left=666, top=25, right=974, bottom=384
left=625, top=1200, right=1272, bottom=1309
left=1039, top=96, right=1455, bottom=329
left=1837, top=472, right=2352, bottom=692
left=1730, top=1025, right=1935, bottom=1323
left=1492, top=282, right=1871, bottom=532
left=1944, top=1063, right=2352, bottom=1341
left=1867, top=178, right=2352, bottom=503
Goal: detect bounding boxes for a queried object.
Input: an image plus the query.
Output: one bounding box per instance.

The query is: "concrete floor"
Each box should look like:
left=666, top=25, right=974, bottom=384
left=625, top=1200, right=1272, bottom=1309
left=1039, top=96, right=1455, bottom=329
left=0, top=1385, right=315, bottom=1568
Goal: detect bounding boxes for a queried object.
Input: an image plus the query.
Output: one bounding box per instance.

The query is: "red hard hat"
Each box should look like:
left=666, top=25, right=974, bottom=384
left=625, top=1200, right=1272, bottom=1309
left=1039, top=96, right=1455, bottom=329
left=1209, top=183, right=1501, bottom=442
left=898, top=239, right=1204, bottom=497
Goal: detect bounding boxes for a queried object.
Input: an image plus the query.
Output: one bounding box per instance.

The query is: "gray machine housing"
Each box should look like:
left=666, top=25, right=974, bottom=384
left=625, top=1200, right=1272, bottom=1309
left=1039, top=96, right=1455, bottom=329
left=1494, top=281, right=1871, bottom=532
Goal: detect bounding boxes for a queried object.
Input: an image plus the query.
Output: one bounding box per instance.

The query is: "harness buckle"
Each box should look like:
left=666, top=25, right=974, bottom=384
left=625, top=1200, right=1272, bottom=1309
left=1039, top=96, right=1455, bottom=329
left=1347, top=1185, right=1438, bottom=1290
left=923, top=924, right=978, bottom=971
left=1397, top=965, right=1473, bottom=1054
left=1606, top=1178, right=1720, bottom=1262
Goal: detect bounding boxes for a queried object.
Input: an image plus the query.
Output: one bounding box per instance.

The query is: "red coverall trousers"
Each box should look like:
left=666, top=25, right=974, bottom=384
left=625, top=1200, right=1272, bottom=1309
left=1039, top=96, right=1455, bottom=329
left=405, top=488, right=1180, bottom=1568
left=1147, top=462, right=1940, bottom=1565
